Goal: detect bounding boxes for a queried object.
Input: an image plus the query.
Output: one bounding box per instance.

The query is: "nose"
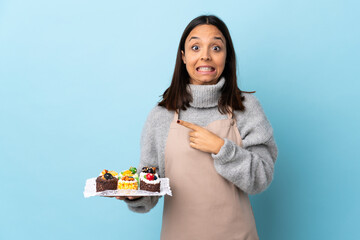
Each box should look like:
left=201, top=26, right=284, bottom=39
left=201, top=50, right=211, bottom=61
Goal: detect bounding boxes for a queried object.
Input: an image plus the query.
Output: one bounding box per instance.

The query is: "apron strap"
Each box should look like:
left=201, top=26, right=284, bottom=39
left=226, top=106, right=234, bottom=120
left=173, top=110, right=179, bottom=122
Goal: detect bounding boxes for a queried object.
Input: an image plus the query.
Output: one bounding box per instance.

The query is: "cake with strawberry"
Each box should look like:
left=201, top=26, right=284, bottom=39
left=118, top=167, right=139, bottom=190
left=96, top=169, right=118, bottom=192
left=139, top=167, right=161, bottom=192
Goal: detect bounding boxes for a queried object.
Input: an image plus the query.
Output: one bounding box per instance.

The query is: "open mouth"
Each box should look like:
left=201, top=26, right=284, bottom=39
left=196, top=66, right=215, bottom=72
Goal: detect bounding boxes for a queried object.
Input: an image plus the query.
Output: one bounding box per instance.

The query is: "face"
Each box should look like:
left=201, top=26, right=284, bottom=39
left=182, top=24, right=226, bottom=85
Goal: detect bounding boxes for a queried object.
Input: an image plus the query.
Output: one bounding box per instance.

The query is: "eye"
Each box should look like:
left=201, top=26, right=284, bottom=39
left=191, top=45, right=199, bottom=51
left=213, top=46, right=221, bottom=51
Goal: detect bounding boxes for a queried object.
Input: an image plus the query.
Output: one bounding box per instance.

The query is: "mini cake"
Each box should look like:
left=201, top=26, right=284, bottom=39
left=118, top=167, right=139, bottom=190
left=140, top=167, right=161, bottom=192
left=96, top=169, right=118, bottom=192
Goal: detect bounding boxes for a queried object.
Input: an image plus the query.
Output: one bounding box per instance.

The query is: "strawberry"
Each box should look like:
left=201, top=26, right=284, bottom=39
left=146, top=173, right=154, bottom=181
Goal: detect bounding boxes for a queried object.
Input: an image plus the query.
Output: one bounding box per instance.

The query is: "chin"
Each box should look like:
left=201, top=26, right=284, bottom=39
left=201, top=78, right=219, bottom=85
left=191, top=76, right=219, bottom=85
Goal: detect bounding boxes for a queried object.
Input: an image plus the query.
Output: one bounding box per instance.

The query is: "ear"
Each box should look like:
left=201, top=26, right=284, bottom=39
left=181, top=50, right=186, bottom=64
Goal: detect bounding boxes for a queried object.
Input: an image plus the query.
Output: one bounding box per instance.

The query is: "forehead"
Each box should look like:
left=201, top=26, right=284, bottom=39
left=186, top=24, right=225, bottom=42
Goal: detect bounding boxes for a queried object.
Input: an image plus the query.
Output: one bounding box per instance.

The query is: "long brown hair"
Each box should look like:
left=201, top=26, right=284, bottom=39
left=158, top=15, right=252, bottom=114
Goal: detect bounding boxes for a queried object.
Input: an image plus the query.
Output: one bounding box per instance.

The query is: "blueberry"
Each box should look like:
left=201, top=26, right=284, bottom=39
left=104, top=173, right=113, bottom=180
left=147, top=168, right=154, bottom=173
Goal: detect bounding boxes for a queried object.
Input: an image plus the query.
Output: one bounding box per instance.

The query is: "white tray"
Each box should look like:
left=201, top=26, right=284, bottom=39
left=83, top=177, right=172, bottom=198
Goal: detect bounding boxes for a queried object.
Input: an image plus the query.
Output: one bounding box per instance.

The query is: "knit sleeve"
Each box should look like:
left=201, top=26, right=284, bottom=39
left=124, top=107, right=161, bottom=213
left=211, top=95, right=278, bottom=194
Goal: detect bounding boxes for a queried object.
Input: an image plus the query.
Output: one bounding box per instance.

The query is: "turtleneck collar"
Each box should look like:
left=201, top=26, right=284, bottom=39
left=187, top=77, right=225, bottom=108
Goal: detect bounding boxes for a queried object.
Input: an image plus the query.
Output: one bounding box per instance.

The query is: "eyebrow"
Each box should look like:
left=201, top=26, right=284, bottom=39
left=189, top=36, right=224, bottom=43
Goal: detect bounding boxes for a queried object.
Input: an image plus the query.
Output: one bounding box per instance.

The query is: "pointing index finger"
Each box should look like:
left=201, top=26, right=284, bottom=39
left=177, top=120, right=200, bottom=131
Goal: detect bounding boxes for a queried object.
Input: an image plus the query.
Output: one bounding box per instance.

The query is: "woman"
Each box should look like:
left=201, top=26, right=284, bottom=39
left=117, top=15, right=277, bottom=239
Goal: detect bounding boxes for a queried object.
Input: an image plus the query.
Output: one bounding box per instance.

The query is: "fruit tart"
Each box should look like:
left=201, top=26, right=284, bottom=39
left=118, top=167, right=139, bottom=190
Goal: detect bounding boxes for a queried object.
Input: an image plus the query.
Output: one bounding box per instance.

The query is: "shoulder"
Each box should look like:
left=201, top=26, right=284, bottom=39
left=141, top=104, right=175, bottom=144
left=143, top=104, right=175, bottom=130
left=146, top=105, right=174, bottom=122
left=241, top=93, right=263, bottom=113
left=233, top=93, right=265, bottom=118
left=233, top=93, right=273, bottom=138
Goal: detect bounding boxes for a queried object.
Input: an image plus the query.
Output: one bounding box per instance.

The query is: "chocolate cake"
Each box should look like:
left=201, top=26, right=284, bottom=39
left=140, top=179, right=160, bottom=192
left=139, top=167, right=161, bottom=192
left=96, top=171, right=118, bottom=192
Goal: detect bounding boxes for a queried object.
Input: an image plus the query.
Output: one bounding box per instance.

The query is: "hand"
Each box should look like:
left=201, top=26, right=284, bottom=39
left=116, top=196, right=142, bottom=201
left=102, top=196, right=142, bottom=201
left=177, top=119, right=225, bottom=154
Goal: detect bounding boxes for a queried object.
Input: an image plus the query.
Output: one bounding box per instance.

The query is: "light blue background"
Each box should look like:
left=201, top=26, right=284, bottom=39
left=1, top=0, right=359, bottom=239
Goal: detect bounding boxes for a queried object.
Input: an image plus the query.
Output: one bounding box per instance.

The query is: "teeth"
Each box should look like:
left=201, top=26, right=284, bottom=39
left=198, top=67, right=213, bottom=71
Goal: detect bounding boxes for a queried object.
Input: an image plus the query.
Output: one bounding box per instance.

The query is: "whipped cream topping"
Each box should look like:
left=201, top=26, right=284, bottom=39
left=140, top=172, right=160, bottom=184
left=119, top=179, right=137, bottom=183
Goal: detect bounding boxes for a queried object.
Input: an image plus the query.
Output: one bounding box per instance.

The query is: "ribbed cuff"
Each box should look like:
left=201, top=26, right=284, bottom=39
left=211, top=138, right=237, bottom=164
left=124, top=196, right=147, bottom=207
left=124, top=196, right=160, bottom=213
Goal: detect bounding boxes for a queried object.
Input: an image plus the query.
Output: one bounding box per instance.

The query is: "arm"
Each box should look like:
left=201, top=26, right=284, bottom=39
left=211, top=95, right=278, bottom=195
left=123, top=108, right=161, bottom=213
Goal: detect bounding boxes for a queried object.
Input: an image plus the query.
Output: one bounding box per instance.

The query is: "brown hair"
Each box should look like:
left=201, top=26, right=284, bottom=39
left=158, top=15, right=253, bottom=114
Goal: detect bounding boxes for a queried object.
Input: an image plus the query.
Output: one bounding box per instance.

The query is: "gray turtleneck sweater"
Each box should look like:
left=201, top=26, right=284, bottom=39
left=124, top=77, right=278, bottom=213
